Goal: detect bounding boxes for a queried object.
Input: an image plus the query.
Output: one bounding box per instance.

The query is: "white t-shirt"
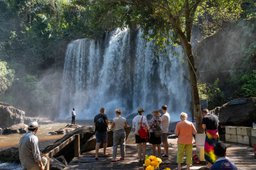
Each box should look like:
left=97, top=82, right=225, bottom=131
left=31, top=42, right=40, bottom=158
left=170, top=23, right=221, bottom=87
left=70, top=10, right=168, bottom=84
left=113, top=116, right=126, bottom=131
left=72, top=110, right=76, bottom=116
left=132, top=114, right=149, bottom=135
left=161, top=112, right=170, bottom=133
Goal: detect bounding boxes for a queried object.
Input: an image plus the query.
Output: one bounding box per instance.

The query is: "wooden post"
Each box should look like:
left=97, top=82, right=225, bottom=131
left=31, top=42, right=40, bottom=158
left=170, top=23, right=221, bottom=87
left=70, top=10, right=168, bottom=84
left=74, top=134, right=80, bottom=157
left=44, top=154, right=50, bottom=170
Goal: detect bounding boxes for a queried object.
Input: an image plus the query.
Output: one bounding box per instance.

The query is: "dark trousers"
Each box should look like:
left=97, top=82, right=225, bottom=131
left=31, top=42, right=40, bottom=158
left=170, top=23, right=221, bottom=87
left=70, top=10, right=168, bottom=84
left=72, top=116, right=76, bottom=124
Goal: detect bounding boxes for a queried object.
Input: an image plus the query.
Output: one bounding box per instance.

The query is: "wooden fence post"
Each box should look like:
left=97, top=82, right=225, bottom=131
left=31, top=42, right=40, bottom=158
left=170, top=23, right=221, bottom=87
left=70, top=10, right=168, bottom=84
left=74, top=134, right=80, bottom=157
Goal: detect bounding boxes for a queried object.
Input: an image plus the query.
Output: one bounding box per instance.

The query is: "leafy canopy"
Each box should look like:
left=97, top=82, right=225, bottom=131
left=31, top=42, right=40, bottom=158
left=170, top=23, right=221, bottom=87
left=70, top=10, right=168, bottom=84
left=73, top=0, right=246, bottom=46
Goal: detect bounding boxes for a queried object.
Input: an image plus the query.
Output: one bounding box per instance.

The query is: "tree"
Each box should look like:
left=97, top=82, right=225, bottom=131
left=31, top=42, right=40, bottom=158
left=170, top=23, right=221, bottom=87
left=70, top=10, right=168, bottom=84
left=75, top=0, right=247, bottom=132
left=0, top=60, right=14, bottom=94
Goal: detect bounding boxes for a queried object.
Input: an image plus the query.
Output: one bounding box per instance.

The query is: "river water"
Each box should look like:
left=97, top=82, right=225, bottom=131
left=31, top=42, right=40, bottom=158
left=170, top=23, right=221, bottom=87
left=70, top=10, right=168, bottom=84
left=0, top=162, right=22, bottom=170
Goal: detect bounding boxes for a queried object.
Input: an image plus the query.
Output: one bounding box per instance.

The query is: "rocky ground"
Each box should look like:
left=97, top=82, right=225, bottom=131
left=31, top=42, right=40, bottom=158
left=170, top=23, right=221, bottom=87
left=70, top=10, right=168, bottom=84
left=0, top=122, right=67, bottom=151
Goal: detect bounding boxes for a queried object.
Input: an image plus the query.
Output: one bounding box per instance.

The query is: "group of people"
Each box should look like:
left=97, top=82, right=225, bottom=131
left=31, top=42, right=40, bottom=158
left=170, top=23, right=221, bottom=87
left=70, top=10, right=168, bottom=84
left=175, top=108, right=238, bottom=170
left=131, top=105, right=171, bottom=162
left=18, top=106, right=238, bottom=170
left=92, top=105, right=171, bottom=163
left=92, top=105, right=238, bottom=170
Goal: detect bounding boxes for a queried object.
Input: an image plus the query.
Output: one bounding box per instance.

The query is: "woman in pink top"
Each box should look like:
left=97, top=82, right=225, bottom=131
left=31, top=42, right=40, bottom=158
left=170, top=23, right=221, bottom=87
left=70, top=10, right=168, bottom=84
left=175, top=112, right=197, bottom=170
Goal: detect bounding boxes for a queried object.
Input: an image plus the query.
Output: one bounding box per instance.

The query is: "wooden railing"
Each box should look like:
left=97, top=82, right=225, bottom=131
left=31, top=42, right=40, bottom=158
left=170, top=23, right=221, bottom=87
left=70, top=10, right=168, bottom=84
left=44, top=134, right=80, bottom=170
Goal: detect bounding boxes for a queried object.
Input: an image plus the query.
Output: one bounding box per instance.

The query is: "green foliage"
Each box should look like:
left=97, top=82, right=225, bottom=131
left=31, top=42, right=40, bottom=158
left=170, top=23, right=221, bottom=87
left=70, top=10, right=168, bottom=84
left=198, top=79, right=224, bottom=108
left=0, top=60, right=15, bottom=94
left=237, top=70, right=256, bottom=97
left=196, top=0, right=243, bottom=37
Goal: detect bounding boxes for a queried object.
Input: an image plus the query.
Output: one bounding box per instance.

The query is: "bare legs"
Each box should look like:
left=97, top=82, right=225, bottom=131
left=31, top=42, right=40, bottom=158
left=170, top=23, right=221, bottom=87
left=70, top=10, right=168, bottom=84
left=95, top=142, right=107, bottom=159
left=152, top=144, right=161, bottom=157
left=163, top=140, right=169, bottom=156
left=137, top=143, right=146, bottom=161
left=95, top=143, right=100, bottom=159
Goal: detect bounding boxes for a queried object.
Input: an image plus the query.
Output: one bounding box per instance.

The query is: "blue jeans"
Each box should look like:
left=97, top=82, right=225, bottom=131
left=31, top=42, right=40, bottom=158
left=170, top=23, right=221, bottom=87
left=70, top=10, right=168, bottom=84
left=112, top=129, right=125, bottom=159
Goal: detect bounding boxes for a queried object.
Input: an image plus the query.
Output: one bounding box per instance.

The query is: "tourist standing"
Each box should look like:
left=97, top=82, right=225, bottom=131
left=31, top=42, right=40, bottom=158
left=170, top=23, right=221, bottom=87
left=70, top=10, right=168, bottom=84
left=111, top=108, right=127, bottom=162
left=161, top=104, right=170, bottom=157
left=149, top=110, right=162, bottom=157
left=19, top=121, right=47, bottom=170
left=210, top=142, right=238, bottom=170
left=94, top=107, right=109, bottom=160
left=202, top=109, right=219, bottom=168
left=175, top=112, right=197, bottom=170
left=132, top=107, right=149, bottom=162
left=71, top=108, right=76, bottom=124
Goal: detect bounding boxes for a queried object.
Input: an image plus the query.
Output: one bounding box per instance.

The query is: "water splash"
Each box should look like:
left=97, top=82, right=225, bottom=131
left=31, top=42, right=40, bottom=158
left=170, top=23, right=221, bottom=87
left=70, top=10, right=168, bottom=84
left=59, top=29, right=192, bottom=121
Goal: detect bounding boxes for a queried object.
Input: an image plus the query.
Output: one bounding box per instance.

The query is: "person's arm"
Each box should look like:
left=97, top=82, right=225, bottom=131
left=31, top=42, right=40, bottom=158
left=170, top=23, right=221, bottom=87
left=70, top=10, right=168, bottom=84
left=202, top=124, right=206, bottom=130
left=31, top=137, right=42, bottom=167
left=124, top=118, right=128, bottom=128
left=144, top=116, right=150, bottom=129
left=175, top=123, right=179, bottom=136
left=111, top=121, right=115, bottom=129
left=132, top=116, right=137, bottom=131
left=104, top=115, right=109, bottom=125
left=202, top=117, right=207, bottom=131
left=192, top=123, right=197, bottom=135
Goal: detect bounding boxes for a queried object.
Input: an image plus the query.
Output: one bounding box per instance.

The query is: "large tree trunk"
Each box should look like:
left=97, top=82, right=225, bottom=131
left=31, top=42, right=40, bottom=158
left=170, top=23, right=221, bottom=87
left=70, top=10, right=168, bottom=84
left=179, top=34, right=203, bottom=133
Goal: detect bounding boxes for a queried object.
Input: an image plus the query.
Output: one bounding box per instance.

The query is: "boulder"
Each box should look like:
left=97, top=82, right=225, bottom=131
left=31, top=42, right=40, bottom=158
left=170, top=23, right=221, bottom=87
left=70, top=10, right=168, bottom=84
left=2, top=123, right=28, bottom=135
left=0, top=102, right=26, bottom=128
left=212, top=97, right=256, bottom=126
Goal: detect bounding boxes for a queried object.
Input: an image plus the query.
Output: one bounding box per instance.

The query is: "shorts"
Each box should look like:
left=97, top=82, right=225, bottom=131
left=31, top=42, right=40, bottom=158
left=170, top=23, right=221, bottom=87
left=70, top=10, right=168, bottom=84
left=149, top=132, right=161, bottom=145
left=96, top=131, right=107, bottom=143
left=162, top=133, right=168, bottom=143
left=135, top=134, right=148, bottom=143
left=177, top=143, right=193, bottom=165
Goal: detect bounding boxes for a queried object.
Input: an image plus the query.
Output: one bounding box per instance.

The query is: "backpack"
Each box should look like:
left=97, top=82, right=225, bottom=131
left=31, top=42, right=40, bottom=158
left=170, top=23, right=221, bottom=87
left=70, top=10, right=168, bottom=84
left=138, top=116, right=149, bottom=140
left=96, top=116, right=106, bottom=132
left=153, top=122, right=162, bottom=138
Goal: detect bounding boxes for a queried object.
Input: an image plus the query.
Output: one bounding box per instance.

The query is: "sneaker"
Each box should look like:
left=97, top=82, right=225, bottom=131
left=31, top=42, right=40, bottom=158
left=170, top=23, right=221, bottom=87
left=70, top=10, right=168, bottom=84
left=95, top=157, right=98, bottom=160
left=119, top=157, right=124, bottom=161
left=111, top=159, right=117, bottom=162
left=162, top=154, right=168, bottom=158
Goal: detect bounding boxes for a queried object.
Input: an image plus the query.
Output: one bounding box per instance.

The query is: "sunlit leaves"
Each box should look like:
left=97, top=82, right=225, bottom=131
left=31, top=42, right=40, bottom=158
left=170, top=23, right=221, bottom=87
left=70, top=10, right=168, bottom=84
left=0, top=60, right=15, bottom=94
left=195, top=0, right=243, bottom=36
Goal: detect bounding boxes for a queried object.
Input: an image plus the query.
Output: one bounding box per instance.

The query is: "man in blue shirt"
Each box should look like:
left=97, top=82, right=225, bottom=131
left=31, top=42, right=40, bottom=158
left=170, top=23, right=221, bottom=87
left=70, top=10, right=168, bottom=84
left=210, top=142, right=238, bottom=170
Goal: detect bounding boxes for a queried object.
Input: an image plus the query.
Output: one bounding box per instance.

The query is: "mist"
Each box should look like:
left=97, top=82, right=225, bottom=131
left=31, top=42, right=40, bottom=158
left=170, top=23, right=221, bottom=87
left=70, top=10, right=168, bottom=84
left=194, top=20, right=255, bottom=83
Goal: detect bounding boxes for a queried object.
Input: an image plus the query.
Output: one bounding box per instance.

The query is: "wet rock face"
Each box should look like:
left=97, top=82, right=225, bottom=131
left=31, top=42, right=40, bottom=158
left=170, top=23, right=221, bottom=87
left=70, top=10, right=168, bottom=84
left=212, top=97, right=256, bottom=126
left=0, top=102, right=26, bottom=128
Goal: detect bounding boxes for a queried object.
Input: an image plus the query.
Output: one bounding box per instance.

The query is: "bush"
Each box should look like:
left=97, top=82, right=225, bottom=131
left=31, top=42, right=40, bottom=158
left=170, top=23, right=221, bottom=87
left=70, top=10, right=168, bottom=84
left=198, top=79, right=224, bottom=109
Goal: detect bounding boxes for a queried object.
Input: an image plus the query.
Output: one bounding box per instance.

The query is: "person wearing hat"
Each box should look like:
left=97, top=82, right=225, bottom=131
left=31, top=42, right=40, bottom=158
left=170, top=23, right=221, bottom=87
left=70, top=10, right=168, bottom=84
left=161, top=104, right=170, bottom=157
left=111, top=108, right=128, bottom=162
left=148, top=110, right=162, bottom=157
left=210, top=142, right=237, bottom=170
left=19, top=121, right=47, bottom=170
left=132, top=107, right=149, bottom=162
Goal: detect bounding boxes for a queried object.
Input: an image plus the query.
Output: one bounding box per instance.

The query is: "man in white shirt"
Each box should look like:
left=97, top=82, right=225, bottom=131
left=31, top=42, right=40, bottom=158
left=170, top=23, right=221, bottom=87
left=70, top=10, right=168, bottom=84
left=19, top=121, right=47, bottom=170
left=161, top=105, right=170, bottom=157
left=111, top=108, right=128, bottom=162
left=71, top=108, right=76, bottom=124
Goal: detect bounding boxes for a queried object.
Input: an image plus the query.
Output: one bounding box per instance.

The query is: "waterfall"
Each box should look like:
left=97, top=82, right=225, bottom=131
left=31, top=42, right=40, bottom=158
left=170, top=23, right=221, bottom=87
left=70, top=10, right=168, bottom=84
left=59, top=29, right=192, bottom=121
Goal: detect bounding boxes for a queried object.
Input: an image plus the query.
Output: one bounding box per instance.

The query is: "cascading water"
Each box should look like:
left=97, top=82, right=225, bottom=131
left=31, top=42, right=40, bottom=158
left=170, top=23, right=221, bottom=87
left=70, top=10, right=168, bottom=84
left=59, top=28, right=192, bottom=121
